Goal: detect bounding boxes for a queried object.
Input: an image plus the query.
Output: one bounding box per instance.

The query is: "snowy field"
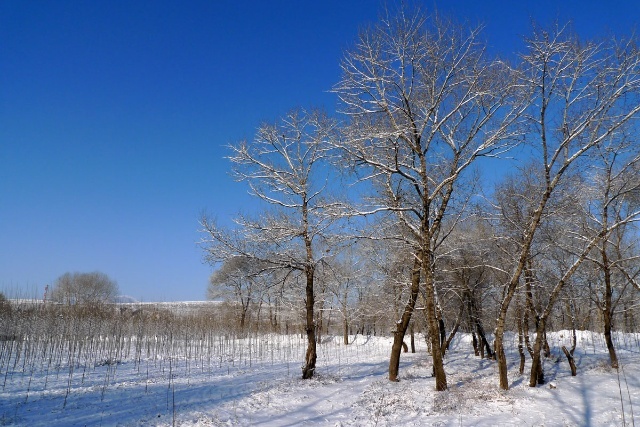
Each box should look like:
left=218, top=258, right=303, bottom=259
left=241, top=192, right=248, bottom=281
left=1, top=331, right=638, bottom=426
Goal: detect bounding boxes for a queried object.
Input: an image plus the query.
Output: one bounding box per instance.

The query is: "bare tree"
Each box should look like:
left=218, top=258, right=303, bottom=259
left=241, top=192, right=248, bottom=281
left=208, top=256, right=271, bottom=331
left=584, top=140, right=640, bottom=368
left=332, top=8, right=523, bottom=389
left=200, top=109, right=340, bottom=379
left=50, top=271, right=119, bottom=306
left=492, top=25, right=640, bottom=390
left=440, top=218, right=500, bottom=359
left=492, top=166, right=585, bottom=383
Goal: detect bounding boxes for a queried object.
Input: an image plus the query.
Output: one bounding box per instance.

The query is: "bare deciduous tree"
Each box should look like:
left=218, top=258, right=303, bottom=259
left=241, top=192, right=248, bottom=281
left=50, top=271, right=119, bottom=306
left=208, top=256, right=271, bottom=331
left=584, top=140, right=640, bottom=369
left=493, top=25, right=640, bottom=390
left=200, top=109, right=340, bottom=379
left=332, top=8, right=523, bottom=389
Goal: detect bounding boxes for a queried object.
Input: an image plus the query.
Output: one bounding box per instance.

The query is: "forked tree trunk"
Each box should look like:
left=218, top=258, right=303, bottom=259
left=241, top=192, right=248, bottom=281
left=389, top=255, right=422, bottom=381
left=302, top=267, right=317, bottom=379
left=529, top=319, right=546, bottom=387
left=495, top=187, right=554, bottom=390
left=562, top=326, right=577, bottom=376
left=466, top=288, right=492, bottom=359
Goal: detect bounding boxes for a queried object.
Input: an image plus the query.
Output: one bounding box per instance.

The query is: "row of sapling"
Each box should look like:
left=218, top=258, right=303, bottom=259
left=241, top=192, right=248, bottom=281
left=200, top=4, right=640, bottom=391
left=207, top=254, right=392, bottom=339
left=0, top=295, right=331, bottom=403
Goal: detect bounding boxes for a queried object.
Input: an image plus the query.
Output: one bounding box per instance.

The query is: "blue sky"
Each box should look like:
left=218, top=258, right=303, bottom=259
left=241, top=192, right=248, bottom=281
left=1, top=1, right=638, bottom=301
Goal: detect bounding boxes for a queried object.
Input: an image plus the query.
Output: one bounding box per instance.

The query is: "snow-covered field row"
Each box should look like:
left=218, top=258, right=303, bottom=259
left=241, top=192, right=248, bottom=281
left=1, top=331, right=638, bottom=426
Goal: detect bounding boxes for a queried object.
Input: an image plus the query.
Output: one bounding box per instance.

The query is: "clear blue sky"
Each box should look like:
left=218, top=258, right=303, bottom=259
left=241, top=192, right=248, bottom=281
left=1, top=1, right=638, bottom=301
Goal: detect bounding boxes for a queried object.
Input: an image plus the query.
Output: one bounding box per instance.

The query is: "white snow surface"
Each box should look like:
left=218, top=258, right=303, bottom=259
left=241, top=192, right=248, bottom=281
left=1, top=331, right=638, bottom=426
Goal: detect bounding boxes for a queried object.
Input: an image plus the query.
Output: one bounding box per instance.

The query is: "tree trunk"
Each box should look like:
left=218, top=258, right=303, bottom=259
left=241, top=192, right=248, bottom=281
left=529, top=319, right=546, bottom=387
left=410, top=324, right=416, bottom=353
left=495, top=188, right=554, bottom=390
left=465, top=290, right=480, bottom=356
left=523, top=307, right=533, bottom=357
left=240, top=308, right=247, bottom=332
left=343, top=290, right=349, bottom=345
left=389, top=254, right=422, bottom=381
left=562, top=346, right=577, bottom=376
left=516, top=296, right=526, bottom=375
left=343, top=315, right=349, bottom=345
left=524, top=263, right=536, bottom=358
left=423, top=258, right=447, bottom=391
left=438, top=318, right=446, bottom=349
left=542, top=328, right=551, bottom=358
left=604, top=307, right=619, bottom=369
left=602, top=241, right=619, bottom=369
left=494, top=317, right=509, bottom=390
left=315, top=303, right=323, bottom=344
left=562, top=326, right=577, bottom=376
left=443, top=303, right=464, bottom=355
left=302, top=267, right=317, bottom=379
left=475, top=316, right=493, bottom=359
left=472, top=332, right=479, bottom=357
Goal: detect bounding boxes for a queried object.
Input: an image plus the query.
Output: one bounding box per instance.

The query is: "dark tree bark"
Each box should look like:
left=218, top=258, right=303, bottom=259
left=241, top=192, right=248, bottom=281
left=443, top=303, right=464, bottom=355
left=410, top=324, right=416, bottom=353
left=302, top=266, right=317, bottom=379
left=343, top=316, right=349, bottom=346
left=529, top=319, right=546, bottom=386
left=438, top=318, right=446, bottom=350
left=561, top=323, right=577, bottom=376
left=562, top=346, right=577, bottom=376
left=471, top=332, right=479, bottom=357
left=601, top=234, right=620, bottom=369
left=466, top=290, right=493, bottom=359
left=516, top=296, right=526, bottom=375
left=389, top=255, right=422, bottom=381
left=424, top=257, right=447, bottom=391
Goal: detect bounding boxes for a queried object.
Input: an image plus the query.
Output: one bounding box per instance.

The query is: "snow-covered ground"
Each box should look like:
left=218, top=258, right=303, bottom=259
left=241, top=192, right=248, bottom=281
left=1, top=331, right=638, bottom=426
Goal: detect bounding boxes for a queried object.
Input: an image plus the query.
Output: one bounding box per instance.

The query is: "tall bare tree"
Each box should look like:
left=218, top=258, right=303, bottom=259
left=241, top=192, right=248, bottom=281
left=200, top=109, right=340, bottom=379
left=492, top=25, right=640, bottom=390
left=333, top=8, right=523, bottom=389
left=584, top=140, right=640, bottom=368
